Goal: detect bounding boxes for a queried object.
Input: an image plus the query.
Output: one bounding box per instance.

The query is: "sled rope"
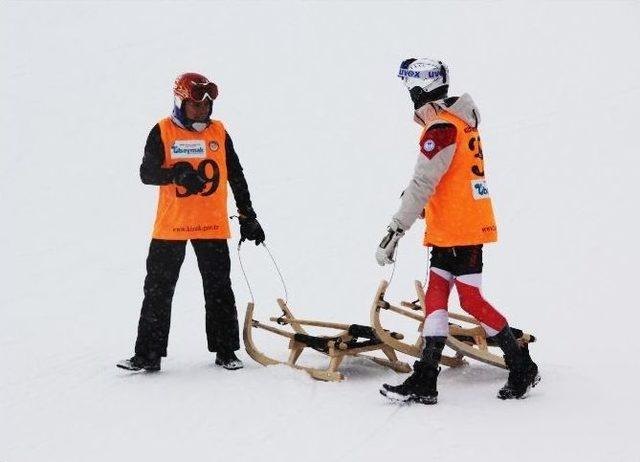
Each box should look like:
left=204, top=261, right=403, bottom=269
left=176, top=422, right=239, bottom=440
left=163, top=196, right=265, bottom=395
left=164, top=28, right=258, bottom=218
left=231, top=216, right=289, bottom=304
left=230, top=215, right=256, bottom=305
left=236, top=240, right=256, bottom=305
left=387, top=244, right=399, bottom=289
left=261, top=242, right=289, bottom=304
left=236, top=243, right=289, bottom=305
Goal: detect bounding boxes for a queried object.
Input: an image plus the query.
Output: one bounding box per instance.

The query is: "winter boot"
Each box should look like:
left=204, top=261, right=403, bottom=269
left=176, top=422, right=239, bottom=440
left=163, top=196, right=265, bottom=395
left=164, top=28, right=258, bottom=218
left=215, top=350, right=244, bottom=370
left=380, top=336, right=446, bottom=405
left=116, top=354, right=161, bottom=372
left=380, top=363, right=440, bottom=404
left=492, top=325, right=540, bottom=399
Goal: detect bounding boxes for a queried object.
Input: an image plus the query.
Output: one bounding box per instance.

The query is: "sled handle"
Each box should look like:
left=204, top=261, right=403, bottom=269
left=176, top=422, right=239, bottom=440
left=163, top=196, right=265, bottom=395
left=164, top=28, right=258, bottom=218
left=269, top=317, right=351, bottom=330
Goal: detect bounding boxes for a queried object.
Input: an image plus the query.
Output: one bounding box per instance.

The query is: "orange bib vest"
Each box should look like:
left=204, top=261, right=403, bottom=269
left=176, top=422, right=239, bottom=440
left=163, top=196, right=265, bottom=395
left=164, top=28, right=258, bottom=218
left=423, top=111, right=498, bottom=247
left=152, top=117, right=231, bottom=240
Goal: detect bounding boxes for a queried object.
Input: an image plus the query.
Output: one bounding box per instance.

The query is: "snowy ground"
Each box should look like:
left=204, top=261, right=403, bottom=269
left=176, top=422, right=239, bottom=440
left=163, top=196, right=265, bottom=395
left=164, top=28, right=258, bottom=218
left=2, top=1, right=640, bottom=461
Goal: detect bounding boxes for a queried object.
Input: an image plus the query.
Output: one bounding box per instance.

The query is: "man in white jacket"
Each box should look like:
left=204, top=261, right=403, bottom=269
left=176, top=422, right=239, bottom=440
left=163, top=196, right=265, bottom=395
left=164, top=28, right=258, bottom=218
left=376, top=59, right=539, bottom=404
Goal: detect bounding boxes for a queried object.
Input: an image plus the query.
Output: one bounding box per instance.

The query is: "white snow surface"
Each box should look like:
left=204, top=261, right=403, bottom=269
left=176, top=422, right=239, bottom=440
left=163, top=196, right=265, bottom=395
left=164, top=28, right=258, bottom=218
left=2, top=1, right=640, bottom=461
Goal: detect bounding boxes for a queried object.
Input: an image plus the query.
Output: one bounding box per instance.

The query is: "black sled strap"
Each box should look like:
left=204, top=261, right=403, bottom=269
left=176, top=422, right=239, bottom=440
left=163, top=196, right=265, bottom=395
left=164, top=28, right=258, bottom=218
left=293, top=333, right=338, bottom=353
left=347, top=324, right=377, bottom=340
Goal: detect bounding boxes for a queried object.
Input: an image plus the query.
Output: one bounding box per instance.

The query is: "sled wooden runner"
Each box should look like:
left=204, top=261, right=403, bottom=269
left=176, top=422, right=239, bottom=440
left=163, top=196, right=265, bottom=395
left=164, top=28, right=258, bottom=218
left=370, top=280, right=537, bottom=369
left=243, top=300, right=412, bottom=381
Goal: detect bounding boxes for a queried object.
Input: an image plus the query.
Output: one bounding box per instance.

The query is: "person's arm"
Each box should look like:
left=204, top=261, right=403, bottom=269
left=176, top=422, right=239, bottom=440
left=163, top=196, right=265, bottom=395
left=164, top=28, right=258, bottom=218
left=390, top=122, right=457, bottom=231
left=376, top=122, right=457, bottom=266
left=140, top=124, right=174, bottom=185
left=225, top=131, right=256, bottom=217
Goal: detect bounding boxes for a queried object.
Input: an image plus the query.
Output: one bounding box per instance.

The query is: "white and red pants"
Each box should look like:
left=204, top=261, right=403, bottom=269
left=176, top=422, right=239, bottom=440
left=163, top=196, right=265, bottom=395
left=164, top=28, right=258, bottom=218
left=423, top=245, right=507, bottom=338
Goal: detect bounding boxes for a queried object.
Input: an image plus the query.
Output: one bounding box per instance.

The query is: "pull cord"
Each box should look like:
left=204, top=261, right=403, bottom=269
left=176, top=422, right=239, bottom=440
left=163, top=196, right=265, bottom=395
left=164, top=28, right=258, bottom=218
left=231, top=215, right=289, bottom=305
left=261, top=242, right=289, bottom=304
left=236, top=240, right=255, bottom=305
left=387, top=244, right=399, bottom=290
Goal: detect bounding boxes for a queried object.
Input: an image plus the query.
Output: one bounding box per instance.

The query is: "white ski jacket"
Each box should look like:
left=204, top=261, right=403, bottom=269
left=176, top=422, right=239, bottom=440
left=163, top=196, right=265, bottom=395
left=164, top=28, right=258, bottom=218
left=391, top=93, right=481, bottom=232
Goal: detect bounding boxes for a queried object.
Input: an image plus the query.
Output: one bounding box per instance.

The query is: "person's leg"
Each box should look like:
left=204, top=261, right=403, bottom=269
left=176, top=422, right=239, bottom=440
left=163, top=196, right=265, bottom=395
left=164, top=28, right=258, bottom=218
left=452, top=245, right=539, bottom=398
left=420, top=246, right=455, bottom=365
left=134, top=239, right=187, bottom=360
left=190, top=239, right=240, bottom=355
left=380, top=247, right=452, bottom=404
left=423, top=267, right=454, bottom=338
left=452, top=245, right=506, bottom=336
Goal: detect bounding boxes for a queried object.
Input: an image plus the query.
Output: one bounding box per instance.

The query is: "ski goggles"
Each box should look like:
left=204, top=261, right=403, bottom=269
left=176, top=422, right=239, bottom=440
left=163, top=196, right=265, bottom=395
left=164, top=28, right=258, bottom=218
left=397, top=68, right=444, bottom=80
left=189, top=81, right=218, bottom=102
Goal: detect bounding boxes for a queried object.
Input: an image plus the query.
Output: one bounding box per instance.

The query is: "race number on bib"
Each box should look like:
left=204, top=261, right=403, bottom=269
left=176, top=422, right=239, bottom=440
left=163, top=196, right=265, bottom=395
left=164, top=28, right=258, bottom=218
left=171, top=140, right=206, bottom=159
left=471, top=179, right=490, bottom=200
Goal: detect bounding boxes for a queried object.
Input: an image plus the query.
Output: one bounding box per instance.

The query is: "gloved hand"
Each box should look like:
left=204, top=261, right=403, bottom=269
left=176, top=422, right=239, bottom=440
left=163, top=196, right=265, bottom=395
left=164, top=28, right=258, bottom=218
left=239, top=215, right=265, bottom=245
left=375, top=222, right=405, bottom=266
left=173, top=162, right=207, bottom=195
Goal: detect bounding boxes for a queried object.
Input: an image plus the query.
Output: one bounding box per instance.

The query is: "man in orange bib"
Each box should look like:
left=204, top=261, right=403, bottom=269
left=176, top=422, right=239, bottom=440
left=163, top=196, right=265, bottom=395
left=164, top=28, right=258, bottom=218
left=376, top=59, right=539, bottom=404
left=117, top=73, right=264, bottom=372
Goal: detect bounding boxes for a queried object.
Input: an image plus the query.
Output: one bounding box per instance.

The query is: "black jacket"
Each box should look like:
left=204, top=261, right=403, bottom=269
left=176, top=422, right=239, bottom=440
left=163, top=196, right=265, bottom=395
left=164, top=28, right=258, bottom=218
left=139, top=122, right=256, bottom=218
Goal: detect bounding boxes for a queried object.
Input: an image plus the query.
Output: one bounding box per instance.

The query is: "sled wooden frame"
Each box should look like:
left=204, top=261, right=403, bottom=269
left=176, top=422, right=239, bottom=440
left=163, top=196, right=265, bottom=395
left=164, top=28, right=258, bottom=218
left=243, top=300, right=412, bottom=381
left=370, top=280, right=536, bottom=369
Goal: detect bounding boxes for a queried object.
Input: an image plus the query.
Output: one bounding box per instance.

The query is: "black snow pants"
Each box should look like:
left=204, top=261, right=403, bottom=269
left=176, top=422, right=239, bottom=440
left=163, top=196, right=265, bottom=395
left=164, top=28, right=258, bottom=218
left=134, top=238, right=240, bottom=358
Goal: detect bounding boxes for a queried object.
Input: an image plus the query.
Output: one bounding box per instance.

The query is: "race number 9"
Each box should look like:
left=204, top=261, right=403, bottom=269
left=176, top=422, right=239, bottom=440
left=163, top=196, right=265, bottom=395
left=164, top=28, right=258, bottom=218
left=197, top=159, right=220, bottom=196
left=175, top=159, right=220, bottom=198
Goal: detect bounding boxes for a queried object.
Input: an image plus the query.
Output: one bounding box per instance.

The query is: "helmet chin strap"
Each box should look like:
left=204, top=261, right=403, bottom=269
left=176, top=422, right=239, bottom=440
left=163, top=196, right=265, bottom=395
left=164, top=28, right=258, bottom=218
left=191, top=121, right=209, bottom=132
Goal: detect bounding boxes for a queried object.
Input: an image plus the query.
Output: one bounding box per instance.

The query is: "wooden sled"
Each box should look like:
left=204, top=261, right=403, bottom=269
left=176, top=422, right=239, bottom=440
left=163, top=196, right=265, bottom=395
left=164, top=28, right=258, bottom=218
left=370, top=280, right=536, bottom=369
left=243, top=300, right=412, bottom=381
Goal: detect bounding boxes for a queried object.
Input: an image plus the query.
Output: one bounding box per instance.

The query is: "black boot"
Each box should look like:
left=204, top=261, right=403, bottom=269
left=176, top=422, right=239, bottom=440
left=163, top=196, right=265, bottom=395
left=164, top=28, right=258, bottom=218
left=215, top=350, right=244, bottom=370
left=380, top=336, right=445, bottom=405
left=380, top=363, right=440, bottom=404
left=492, top=325, right=540, bottom=399
left=116, top=354, right=161, bottom=372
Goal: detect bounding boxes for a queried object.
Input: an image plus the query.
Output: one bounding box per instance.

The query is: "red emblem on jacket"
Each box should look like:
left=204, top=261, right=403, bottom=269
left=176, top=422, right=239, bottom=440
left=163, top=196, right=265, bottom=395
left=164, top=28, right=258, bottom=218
left=419, top=123, right=457, bottom=159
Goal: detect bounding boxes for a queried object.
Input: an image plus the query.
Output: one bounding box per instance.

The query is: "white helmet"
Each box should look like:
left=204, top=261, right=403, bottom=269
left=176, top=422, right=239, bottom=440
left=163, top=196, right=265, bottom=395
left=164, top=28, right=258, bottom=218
left=398, top=58, right=449, bottom=108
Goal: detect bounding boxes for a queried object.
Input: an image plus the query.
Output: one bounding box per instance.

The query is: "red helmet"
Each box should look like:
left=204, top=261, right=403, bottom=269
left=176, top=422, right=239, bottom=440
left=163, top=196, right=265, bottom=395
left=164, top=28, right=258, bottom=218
left=173, top=72, right=218, bottom=107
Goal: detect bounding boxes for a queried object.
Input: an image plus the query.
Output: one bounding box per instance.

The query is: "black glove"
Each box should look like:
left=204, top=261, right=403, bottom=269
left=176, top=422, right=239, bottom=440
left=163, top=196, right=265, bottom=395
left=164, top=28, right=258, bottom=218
left=239, top=216, right=265, bottom=245
left=172, top=162, right=206, bottom=195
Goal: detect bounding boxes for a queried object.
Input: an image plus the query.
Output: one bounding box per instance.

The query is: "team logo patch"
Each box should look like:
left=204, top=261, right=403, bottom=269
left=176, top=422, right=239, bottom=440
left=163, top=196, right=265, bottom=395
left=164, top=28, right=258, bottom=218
left=209, top=141, right=219, bottom=151
left=471, top=179, right=490, bottom=199
left=171, top=140, right=206, bottom=159
left=419, top=124, right=456, bottom=159
left=423, top=139, right=436, bottom=152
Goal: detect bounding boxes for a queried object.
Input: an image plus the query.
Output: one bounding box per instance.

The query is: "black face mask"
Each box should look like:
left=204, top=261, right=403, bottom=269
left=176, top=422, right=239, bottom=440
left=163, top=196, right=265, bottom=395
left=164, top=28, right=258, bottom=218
left=410, top=85, right=449, bottom=110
